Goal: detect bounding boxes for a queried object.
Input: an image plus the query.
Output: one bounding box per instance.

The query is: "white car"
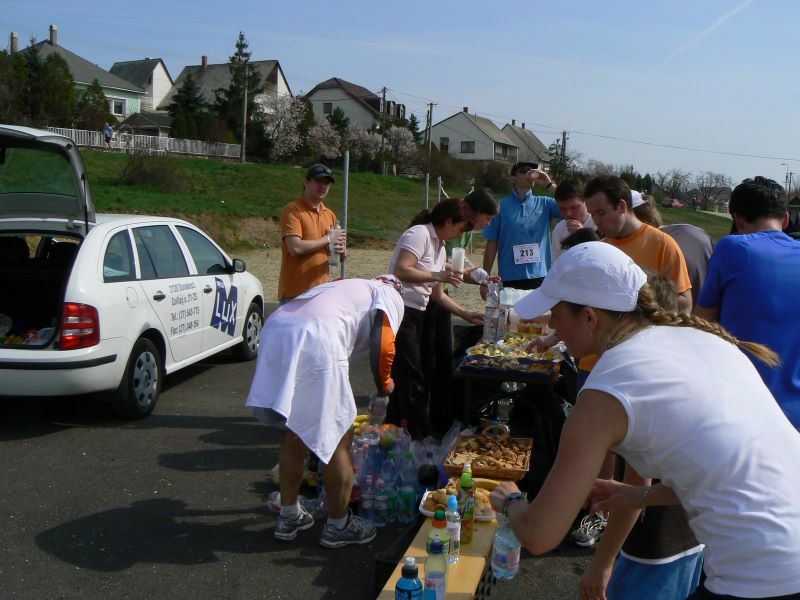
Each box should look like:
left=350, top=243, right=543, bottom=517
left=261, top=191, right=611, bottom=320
left=0, top=125, right=265, bottom=418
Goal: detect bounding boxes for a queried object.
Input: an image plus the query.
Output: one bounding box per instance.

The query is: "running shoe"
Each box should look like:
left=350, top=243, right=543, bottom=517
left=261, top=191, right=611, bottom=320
left=570, top=513, right=607, bottom=547
left=319, top=511, right=377, bottom=548
left=274, top=506, right=315, bottom=541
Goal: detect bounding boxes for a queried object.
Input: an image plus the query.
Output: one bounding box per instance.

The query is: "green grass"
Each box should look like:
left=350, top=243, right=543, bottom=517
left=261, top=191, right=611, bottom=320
left=81, top=150, right=733, bottom=246
left=83, top=151, right=466, bottom=242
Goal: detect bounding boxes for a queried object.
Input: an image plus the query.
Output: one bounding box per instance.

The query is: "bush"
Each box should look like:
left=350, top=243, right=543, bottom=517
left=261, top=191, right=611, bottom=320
left=118, top=155, right=186, bottom=192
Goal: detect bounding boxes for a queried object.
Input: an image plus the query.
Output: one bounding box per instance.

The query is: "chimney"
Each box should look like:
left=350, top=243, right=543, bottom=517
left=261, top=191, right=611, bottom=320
left=511, top=118, right=516, bottom=126
left=462, top=106, right=469, bottom=114
left=49, top=24, right=57, bottom=46
left=10, top=32, right=18, bottom=54
left=201, top=55, right=208, bottom=70
left=521, top=123, right=526, bottom=130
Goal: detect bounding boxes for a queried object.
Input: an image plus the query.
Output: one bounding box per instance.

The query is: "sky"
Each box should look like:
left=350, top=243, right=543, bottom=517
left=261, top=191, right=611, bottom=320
left=6, top=0, right=800, bottom=187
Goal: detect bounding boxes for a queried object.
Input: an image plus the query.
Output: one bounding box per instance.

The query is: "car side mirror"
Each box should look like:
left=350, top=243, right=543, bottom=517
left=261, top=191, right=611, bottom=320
left=232, top=258, right=246, bottom=273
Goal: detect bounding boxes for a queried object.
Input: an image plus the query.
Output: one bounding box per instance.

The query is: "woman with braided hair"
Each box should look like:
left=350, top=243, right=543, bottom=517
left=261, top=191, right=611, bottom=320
left=488, top=242, right=800, bottom=600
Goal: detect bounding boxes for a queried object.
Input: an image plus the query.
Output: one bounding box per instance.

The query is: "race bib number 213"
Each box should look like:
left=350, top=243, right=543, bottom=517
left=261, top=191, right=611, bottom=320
left=513, top=243, right=541, bottom=265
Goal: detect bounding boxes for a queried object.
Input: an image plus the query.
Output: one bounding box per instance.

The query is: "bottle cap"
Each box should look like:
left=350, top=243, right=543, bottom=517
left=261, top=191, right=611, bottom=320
left=447, top=494, right=458, bottom=511
left=430, top=536, right=443, bottom=554
left=401, top=556, right=418, bottom=578
left=433, top=508, right=446, bottom=526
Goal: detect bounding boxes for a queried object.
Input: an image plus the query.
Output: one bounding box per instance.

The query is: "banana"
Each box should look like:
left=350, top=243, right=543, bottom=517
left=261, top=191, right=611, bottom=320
left=473, top=477, right=500, bottom=491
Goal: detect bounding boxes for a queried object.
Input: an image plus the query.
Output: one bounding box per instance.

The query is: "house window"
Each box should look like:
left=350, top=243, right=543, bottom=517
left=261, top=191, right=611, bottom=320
left=109, top=98, right=126, bottom=116
left=323, top=102, right=333, bottom=114
left=440, top=138, right=449, bottom=153
left=461, top=141, right=475, bottom=154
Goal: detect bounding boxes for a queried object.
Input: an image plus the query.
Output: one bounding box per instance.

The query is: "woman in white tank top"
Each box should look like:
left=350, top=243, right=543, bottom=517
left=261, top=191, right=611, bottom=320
left=488, top=241, right=800, bottom=600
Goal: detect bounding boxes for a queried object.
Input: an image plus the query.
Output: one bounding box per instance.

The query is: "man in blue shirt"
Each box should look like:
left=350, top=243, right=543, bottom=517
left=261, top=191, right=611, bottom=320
left=481, top=162, right=561, bottom=295
left=696, top=176, right=800, bottom=429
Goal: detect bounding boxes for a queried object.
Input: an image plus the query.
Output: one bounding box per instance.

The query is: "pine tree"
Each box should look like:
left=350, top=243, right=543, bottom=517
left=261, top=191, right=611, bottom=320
left=75, top=78, right=114, bottom=130
left=213, top=32, right=263, bottom=145
left=37, top=53, right=76, bottom=126
left=407, top=113, right=423, bottom=144
left=326, top=107, right=350, bottom=137
left=168, top=73, right=206, bottom=139
left=0, top=51, right=29, bottom=124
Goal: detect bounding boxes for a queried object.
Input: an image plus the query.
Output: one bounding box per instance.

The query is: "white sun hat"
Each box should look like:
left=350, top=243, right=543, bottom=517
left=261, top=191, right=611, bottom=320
left=630, top=190, right=645, bottom=208
left=514, top=242, right=647, bottom=319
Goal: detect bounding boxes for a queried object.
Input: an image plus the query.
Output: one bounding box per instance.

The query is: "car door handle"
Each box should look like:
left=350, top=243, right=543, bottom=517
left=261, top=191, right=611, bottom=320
left=153, top=291, right=166, bottom=301
left=204, top=285, right=213, bottom=294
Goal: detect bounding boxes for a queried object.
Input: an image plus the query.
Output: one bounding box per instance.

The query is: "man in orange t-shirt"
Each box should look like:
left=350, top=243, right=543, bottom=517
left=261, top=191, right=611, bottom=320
left=278, top=164, right=346, bottom=302
left=585, top=176, right=691, bottom=313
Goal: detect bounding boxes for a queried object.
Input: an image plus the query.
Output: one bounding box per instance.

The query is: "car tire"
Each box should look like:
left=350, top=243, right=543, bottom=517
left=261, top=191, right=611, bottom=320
left=232, top=302, right=262, bottom=361
left=113, top=337, right=163, bottom=419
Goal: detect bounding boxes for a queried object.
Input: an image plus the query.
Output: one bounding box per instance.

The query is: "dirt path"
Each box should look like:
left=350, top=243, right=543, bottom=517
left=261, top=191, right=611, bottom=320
left=238, top=247, right=487, bottom=313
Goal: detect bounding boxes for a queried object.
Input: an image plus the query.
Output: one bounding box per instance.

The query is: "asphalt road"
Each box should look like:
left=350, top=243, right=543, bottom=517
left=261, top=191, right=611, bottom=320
left=0, top=303, right=591, bottom=599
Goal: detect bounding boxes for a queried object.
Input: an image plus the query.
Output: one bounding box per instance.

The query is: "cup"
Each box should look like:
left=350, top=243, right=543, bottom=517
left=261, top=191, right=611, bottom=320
left=451, top=247, right=465, bottom=274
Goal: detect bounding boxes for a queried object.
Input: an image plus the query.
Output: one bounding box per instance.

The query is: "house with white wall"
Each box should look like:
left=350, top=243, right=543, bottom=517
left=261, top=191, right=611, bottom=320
left=110, top=58, right=173, bottom=112
left=158, top=56, right=292, bottom=110
left=430, top=108, right=518, bottom=162
left=502, top=121, right=550, bottom=168
left=305, top=78, right=405, bottom=130
left=11, top=26, right=145, bottom=119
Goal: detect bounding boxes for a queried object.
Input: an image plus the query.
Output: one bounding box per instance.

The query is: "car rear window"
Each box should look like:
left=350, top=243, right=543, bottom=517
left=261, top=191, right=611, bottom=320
left=0, top=147, right=79, bottom=197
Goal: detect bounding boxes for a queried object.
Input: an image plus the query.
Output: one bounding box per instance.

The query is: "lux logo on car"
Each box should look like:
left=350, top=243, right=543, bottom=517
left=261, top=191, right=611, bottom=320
left=210, top=277, right=238, bottom=336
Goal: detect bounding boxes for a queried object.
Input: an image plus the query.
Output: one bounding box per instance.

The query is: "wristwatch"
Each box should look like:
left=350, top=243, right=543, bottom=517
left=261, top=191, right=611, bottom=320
left=502, top=492, right=527, bottom=516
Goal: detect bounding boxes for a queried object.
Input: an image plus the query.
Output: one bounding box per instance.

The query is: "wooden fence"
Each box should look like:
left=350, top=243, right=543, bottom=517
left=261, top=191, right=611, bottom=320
left=46, top=127, right=241, bottom=159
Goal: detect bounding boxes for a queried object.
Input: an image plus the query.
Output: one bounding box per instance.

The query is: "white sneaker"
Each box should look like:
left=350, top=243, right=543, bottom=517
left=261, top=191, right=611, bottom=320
left=570, top=513, right=607, bottom=547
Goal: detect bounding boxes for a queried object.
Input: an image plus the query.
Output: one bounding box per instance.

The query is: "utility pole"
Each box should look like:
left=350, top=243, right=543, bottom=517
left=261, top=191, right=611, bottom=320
left=560, top=130, right=568, bottom=165
left=379, top=87, right=387, bottom=175
left=240, top=58, right=248, bottom=164
left=426, top=102, right=435, bottom=174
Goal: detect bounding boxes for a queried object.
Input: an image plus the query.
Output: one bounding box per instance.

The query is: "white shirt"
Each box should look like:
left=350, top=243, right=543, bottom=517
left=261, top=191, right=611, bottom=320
left=388, top=223, right=445, bottom=311
left=551, top=214, right=595, bottom=261
left=584, top=326, right=800, bottom=598
left=245, top=279, right=404, bottom=463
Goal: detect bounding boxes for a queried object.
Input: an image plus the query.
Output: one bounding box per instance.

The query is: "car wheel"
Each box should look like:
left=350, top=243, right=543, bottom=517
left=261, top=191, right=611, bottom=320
left=232, top=302, right=262, bottom=361
left=113, top=337, right=163, bottom=419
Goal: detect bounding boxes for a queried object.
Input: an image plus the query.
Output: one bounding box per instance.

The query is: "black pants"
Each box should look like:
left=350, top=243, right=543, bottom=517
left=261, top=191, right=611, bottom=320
left=502, top=277, right=545, bottom=290
left=421, top=300, right=455, bottom=438
left=387, top=307, right=429, bottom=440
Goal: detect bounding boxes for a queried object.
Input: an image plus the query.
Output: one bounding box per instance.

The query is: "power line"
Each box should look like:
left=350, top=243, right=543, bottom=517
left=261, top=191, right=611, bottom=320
left=387, top=87, right=800, bottom=163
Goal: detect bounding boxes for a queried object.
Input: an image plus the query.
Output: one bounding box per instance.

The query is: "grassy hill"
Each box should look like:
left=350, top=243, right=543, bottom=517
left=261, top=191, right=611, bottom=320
left=82, top=150, right=733, bottom=249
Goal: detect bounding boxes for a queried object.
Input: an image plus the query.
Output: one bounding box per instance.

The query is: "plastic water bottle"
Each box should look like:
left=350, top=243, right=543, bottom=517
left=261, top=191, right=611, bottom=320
left=398, top=452, right=418, bottom=524
left=426, top=509, right=450, bottom=556
left=364, top=393, right=389, bottom=445
left=396, top=419, right=412, bottom=456
left=458, top=470, right=475, bottom=546
left=424, top=535, right=447, bottom=600
left=472, top=267, right=489, bottom=285
left=381, top=451, right=400, bottom=523
left=374, top=478, right=388, bottom=527
left=328, top=220, right=342, bottom=267
left=350, top=466, right=361, bottom=509
left=360, top=475, right=375, bottom=524
left=306, top=462, right=327, bottom=519
left=445, top=494, right=461, bottom=564
left=482, top=280, right=502, bottom=342
left=492, top=513, right=522, bottom=580
left=395, top=556, right=423, bottom=599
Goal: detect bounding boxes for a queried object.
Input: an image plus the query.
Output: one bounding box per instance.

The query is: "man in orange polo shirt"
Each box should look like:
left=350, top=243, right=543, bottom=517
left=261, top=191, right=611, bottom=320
left=278, top=164, right=346, bottom=302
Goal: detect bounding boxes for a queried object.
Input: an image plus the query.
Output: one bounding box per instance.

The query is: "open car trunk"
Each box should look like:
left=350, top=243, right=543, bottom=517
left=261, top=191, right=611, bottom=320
left=0, top=233, right=80, bottom=347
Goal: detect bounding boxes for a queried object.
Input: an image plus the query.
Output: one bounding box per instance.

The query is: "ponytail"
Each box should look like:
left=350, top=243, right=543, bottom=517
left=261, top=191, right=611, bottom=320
left=632, top=284, right=780, bottom=367
left=409, top=209, right=432, bottom=228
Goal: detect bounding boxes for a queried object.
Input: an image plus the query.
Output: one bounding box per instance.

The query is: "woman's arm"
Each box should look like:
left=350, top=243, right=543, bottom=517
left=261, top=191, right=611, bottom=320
left=580, top=464, right=650, bottom=600
left=490, top=390, right=629, bottom=555
left=393, top=248, right=462, bottom=286
left=430, top=285, right=483, bottom=325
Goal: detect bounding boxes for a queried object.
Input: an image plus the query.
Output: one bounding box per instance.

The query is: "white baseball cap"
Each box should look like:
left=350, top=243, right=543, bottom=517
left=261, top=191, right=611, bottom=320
left=514, top=242, right=647, bottom=319
left=630, top=190, right=645, bottom=208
